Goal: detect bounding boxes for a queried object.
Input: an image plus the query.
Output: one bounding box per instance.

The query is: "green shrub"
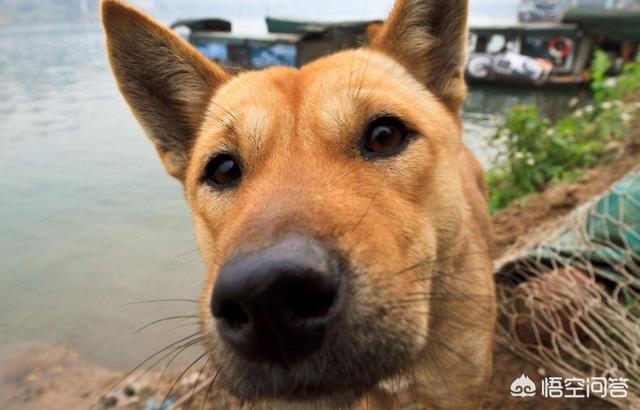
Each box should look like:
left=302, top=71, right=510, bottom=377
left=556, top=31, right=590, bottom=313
left=487, top=51, right=639, bottom=213
left=592, top=49, right=640, bottom=103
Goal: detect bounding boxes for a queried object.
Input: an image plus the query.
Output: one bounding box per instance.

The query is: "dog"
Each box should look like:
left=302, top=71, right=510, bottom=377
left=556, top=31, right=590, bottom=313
left=102, top=0, right=496, bottom=408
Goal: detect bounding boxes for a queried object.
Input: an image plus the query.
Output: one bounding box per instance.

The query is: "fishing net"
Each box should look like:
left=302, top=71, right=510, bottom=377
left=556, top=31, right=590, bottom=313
left=495, top=167, right=640, bottom=409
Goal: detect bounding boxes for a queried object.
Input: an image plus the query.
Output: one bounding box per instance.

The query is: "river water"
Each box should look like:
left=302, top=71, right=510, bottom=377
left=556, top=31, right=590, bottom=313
left=0, top=23, right=584, bottom=369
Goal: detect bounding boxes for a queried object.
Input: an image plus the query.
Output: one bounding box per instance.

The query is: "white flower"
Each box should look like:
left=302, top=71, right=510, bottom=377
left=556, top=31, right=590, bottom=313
left=613, top=100, right=624, bottom=108
left=515, top=151, right=525, bottom=160
left=621, top=112, right=632, bottom=123
left=546, top=129, right=555, bottom=136
left=569, top=97, right=579, bottom=108
left=605, top=78, right=617, bottom=88
left=601, top=101, right=612, bottom=110
left=574, top=109, right=584, bottom=118
left=495, top=129, right=510, bottom=144
left=585, top=105, right=594, bottom=114
left=526, top=158, right=536, bottom=166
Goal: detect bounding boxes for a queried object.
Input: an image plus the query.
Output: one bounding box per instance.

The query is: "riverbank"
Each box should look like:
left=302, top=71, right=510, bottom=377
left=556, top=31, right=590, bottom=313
left=2, top=21, right=638, bottom=408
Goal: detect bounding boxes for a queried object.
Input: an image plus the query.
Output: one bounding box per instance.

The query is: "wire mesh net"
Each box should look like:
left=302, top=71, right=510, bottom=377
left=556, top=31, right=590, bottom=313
left=494, top=167, right=640, bottom=408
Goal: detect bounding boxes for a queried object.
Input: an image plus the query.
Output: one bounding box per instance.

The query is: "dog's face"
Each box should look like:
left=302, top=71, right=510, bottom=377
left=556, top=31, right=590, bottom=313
left=103, top=0, right=472, bottom=406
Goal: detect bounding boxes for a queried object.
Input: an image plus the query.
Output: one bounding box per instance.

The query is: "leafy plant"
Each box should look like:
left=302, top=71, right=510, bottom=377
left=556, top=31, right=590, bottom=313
left=487, top=51, right=639, bottom=213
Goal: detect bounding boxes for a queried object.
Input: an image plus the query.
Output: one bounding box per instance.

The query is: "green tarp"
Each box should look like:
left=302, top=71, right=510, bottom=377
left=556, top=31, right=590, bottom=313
left=563, top=9, right=640, bottom=42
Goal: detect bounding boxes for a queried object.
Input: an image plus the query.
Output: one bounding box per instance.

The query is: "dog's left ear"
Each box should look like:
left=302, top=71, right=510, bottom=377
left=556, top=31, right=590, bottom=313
left=371, top=0, right=469, bottom=114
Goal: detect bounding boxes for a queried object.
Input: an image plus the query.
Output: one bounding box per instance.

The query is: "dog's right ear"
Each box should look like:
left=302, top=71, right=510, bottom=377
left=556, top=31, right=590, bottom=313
left=101, top=0, right=229, bottom=180
left=371, top=0, right=469, bottom=114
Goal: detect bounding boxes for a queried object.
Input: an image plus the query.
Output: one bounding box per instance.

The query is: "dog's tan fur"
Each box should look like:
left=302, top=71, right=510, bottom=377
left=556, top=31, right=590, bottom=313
left=102, top=0, right=496, bottom=408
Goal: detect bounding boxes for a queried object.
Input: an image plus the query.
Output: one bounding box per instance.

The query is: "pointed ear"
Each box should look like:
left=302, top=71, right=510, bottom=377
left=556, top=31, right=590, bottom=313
left=101, top=0, right=229, bottom=180
left=371, top=0, right=469, bottom=114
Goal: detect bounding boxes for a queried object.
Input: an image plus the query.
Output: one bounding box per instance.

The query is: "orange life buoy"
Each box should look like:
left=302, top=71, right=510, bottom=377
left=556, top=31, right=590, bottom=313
left=548, top=36, right=574, bottom=59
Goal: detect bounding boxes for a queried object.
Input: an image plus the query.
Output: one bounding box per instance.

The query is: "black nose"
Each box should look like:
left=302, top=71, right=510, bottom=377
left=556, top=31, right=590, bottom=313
left=211, top=236, right=344, bottom=365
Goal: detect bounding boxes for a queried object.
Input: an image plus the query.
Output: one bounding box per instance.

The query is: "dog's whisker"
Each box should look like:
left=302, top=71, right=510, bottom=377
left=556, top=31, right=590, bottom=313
left=386, top=249, right=491, bottom=279
left=431, top=338, right=485, bottom=375
left=134, top=315, right=200, bottom=334
left=131, top=336, right=203, bottom=386
left=367, top=251, right=490, bottom=293
left=158, top=338, right=203, bottom=382
left=350, top=187, right=381, bottom=232
left=197, top=366, right=222, bottom=410
left=360, top=61, right=400, bottom=103
left=182, top=357, right=211, bottom=410
left=156, top=248, right=201, bottom=271
left=124, top=298, right=199, bottom=306
left=385, top=295, right=492, bottom=312
left=208, top=99, right=238, bottom=122
left=402, top=323, right=485, bottom=377
left=96, top=332, right=201, bottom=408
left=205, top=103, right=261, bottom=155
left=393, top=291, right=494, bottom=302
left=353, top=39, right=376, bottom=101
left=160, top=321, right=202, bottom=335
left=399, top=303, right=492, bottom=332
left=410, top=266, right=490, bottom=284
left=205, top=107, right=234, bottom=133
left=160, top=351, right=209, bottom=409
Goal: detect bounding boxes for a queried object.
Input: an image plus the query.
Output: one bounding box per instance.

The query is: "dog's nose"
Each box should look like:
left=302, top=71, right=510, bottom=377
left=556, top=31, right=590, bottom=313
left=211, top=236, right=343, bottom=365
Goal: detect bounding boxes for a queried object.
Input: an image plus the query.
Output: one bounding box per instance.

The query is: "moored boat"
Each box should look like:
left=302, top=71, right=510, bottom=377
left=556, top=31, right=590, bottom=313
left=174, top=9, right=640, bottom=87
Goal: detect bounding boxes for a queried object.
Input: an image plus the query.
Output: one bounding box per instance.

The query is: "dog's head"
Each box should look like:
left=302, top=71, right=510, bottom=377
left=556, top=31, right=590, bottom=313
left=103, top=0, right=471, bottom=406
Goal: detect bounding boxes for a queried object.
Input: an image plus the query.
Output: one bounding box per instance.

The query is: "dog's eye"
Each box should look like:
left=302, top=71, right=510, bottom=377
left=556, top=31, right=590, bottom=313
left=204, top=154, right=242, bottom=188
left=362, top=117, right=409, bottom=158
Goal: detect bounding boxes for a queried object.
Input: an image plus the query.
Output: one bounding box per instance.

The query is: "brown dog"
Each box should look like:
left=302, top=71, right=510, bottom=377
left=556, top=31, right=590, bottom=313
left=102, top=0, right=496, bottom=408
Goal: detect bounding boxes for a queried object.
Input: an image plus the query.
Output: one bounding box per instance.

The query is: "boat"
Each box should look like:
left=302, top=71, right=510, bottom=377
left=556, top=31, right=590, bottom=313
left=466, top=23, right=588, bottom=86
left=173, top=9, right=640, bottom=87
left=518, top=0, right=640, bottom=23
left=518, top=0, right=572, bottom=23
left=173, top=17, right=376, bottom=70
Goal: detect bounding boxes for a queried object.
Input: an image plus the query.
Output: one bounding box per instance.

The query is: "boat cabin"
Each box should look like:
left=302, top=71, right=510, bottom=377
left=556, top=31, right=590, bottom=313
left=466, top=23, right=590, bottom=85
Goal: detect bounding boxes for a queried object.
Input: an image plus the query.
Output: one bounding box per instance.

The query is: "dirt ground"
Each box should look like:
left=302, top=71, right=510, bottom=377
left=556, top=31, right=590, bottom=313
left=2, top=144, right=637, bottom=410
left=0, top=344, right=117, bottom=410
left=492, top=140, right=640, bottom=260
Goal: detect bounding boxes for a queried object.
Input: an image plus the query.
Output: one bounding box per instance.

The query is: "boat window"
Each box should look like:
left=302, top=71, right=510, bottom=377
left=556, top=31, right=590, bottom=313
left=521, top=35, right=575, bottom=72
left=487, top=35, right=507, bottom=54
left=522, top=36, right=552, bottom=60
left=475, top=35, right=489, bottom=53
left=469, top=33, right=478, bottom=53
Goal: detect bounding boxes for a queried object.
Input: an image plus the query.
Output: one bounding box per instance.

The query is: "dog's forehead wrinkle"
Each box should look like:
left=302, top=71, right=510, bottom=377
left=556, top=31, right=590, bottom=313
left=201, top=69, right=303, bottom=155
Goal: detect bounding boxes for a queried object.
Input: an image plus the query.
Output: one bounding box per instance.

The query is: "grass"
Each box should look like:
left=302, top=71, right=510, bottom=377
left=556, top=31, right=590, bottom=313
left=487, top=50, right=640, bottom=213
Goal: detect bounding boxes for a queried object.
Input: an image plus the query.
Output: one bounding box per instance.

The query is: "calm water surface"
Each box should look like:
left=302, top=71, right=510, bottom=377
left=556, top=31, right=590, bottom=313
left=0, top=23, right=584, bottom=369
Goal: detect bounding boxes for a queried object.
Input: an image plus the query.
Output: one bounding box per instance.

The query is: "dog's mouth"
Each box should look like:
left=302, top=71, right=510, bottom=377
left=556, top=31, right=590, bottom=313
left=208, top=304, right=416, bottom=406
left=203, top=235, right=420, bottom=405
